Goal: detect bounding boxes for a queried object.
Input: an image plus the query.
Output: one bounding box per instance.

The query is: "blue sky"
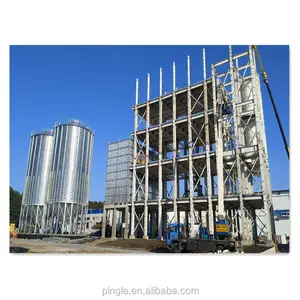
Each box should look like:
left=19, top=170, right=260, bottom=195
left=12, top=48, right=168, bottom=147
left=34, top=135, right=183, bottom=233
left=10, top=45, right=289, bottom=201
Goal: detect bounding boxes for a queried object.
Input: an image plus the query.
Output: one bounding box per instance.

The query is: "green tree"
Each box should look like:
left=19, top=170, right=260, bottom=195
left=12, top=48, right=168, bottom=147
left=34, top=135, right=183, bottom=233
left=10, top=187, right=22, bottom=225
left=88, top=201, right=104, bottom=209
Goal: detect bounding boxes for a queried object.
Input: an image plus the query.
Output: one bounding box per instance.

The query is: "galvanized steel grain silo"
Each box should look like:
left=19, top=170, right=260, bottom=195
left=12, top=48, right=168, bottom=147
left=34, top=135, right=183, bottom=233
left=44, top=120, right=94, bottom=234
left=19, top=130, right=54, bottom=233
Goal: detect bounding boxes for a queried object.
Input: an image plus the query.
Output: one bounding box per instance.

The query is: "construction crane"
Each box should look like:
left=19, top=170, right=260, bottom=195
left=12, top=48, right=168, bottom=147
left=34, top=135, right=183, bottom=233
left=252, top=45, right=290, bottom=159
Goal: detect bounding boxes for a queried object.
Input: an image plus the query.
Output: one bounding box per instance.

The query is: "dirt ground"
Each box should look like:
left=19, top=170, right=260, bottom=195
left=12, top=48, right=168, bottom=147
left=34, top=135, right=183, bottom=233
left=10, top=237, right=279, bottom=254
left=91, top=238, right=167, bottom=251
left=10, top=238, right=158, bottom=254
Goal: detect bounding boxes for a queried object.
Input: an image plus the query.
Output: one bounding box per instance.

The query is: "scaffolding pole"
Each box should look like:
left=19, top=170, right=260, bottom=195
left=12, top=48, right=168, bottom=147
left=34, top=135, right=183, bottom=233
left=130, top=78, right=139, bottom=239
left=172, top=62, right=178, bottom=223
left=229, top=45, right=246, bottom=240
left=187, top=55, right=195, bottom=237
left=158, top=68, right=163, bottom=240
left=143, top=73, right=150, bottom=239
left=203, top=49, right=214, bottom=234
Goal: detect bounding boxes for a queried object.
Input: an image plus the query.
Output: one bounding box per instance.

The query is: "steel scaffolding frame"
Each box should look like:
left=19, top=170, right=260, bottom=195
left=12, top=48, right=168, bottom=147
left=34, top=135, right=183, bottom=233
left=43, top=202, right=87, bottom=234
left=103, top=45, right=275, bottom=244
left=19, top=204, right=44, bottom=233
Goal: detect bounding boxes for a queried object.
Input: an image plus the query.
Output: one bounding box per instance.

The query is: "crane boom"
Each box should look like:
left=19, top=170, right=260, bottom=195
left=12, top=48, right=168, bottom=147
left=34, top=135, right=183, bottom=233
left=252, top=45, right=290, bottom=159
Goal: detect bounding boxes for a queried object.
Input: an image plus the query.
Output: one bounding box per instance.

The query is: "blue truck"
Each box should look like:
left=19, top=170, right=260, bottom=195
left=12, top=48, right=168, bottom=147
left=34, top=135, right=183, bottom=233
left=166, top=220, right=236, bottom=253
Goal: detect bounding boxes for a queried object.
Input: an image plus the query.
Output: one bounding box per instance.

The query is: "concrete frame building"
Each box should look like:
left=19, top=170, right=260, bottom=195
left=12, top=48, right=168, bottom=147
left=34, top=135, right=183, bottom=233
left=102, top=46, right=276, bottom=245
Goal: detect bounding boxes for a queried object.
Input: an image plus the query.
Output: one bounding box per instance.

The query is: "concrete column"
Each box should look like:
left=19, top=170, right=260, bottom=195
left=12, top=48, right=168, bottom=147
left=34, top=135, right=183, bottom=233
left=213, top=209, right=216, bottom=235
left=206, top=210, right=209, bottom=229
left=250, top=208, right=258, bottom=242
left=187, top=56, right=194, bottom=237
left=177, top=162, right=180, bottom=198
left=198, top=210, right=202, bottom=226
left=229, top=209, right=235, bottom=236
left=238, top=209, right=244, bottom=239
left=143, top=210, right=149, bottom=239
left=248, top=211, right=254, bottom=243
left=158, top=203, right=162, bottom=239
left=212, top=61, right=225, bottom=223
left=229, top=46, right=246, bottom=241
left=111, top=208, right=117, bottom=238
left=124, top=205, right=129, bottom=239
left=172, top=62, right=178, bottom=223
left=241, top=165, right=246, bottom=195
left=244, top=208, right=254, bottom=244
left=249, top=46, right=273, bottom=241
left=101, top=208, right=107, bottom=238
left=177, top=209, right=181, bottom=224
left=150, top=211, right=156, bottom=238
left=236, top=209, right=241, bottom=239
left=234, top=209, right=238, bottom=238
left=130, top=183, right=136, bottom=237
left=244, top=209, right=249, bottom=242
left=185, top=210, right=189, bottom=237
left=144, top=74, right=150, bottom=239
left=162, top=210, right=168, bottom=239
left=158, top=68, right=163, bottom=240
left=130, top=79, right=139, bottom=239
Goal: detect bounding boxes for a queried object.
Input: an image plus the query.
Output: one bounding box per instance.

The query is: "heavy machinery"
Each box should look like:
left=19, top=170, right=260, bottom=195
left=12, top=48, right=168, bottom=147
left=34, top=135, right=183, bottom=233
left=252, top=45, right=289, bottom=159
left=166, top=221, right=237, bottom=253
left=9, top=223, right=18, bottom=238
left=9, top=223, right=15, bottom=233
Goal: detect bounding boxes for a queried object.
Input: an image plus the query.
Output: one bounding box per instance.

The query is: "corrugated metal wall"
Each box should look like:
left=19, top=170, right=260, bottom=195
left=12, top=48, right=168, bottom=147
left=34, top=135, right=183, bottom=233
left=105, top=139, right=133, bottom=203
left=22, top=132, right=54, bottom=205
left=48, top=123, right=94, bottom=205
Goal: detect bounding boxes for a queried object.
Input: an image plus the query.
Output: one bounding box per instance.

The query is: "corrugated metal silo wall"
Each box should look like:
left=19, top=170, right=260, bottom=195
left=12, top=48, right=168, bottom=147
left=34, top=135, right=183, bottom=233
left=22, top=133, right=54, bottom=205
left=48, top=124, right=94, bottom=205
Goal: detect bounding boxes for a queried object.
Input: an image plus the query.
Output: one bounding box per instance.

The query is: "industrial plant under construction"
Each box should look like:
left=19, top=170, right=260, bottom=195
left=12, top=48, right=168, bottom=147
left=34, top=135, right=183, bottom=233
left=102, top=45, right=277, bottom=246
left=14, top=45, right=289, bottom=253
